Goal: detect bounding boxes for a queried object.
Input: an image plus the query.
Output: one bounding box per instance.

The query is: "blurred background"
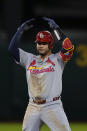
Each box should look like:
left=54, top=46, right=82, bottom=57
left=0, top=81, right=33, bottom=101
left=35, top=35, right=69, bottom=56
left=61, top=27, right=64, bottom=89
left=0, top=0, right=87, bottom=128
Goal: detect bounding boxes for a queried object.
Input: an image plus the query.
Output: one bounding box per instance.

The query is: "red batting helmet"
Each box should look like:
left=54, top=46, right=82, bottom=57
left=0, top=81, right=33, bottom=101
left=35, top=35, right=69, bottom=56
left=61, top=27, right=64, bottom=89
left=35, top=31, right=54, bottom=49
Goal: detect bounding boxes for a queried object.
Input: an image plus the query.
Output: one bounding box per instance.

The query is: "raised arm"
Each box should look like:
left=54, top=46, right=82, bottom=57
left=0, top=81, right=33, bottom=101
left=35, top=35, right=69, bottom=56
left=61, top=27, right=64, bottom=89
left=8, top=18, right=35, bottom=62
left=59, top=37, right=74, bottom=62
left=43, top=17, right=74, bottom=62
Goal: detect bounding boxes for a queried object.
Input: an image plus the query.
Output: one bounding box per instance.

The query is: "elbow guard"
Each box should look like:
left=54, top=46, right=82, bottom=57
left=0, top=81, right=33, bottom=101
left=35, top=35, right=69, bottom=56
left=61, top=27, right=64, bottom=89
left=60, top=38, right=74, bottom=62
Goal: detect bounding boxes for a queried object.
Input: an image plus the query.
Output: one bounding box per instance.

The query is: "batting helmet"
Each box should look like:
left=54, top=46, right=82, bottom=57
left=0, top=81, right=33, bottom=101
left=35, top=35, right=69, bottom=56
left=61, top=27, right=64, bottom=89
left=35, top=31, right=54, bottom=49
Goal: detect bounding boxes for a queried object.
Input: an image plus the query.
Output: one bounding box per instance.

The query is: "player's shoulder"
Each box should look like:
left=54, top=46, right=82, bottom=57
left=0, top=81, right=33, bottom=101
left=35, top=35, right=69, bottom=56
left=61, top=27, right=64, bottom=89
left=19, top=48, right=35, bottom=57
left=54, top=52, right=60, bottom=58
left=50, top=52, right=60, bottom=60
left=54, top=52, right=66, bottom=65
left=48, top=53, right=59, bottom=63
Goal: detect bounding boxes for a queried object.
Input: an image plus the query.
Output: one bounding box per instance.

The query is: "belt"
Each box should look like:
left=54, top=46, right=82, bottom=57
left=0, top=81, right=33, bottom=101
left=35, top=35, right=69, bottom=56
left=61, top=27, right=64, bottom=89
left=33, top=96, right=60, bottom=104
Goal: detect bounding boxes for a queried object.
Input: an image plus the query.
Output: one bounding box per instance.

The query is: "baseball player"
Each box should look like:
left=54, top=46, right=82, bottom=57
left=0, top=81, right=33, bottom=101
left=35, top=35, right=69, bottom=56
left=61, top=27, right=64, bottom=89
left=8, top=17, right=74, bottom=131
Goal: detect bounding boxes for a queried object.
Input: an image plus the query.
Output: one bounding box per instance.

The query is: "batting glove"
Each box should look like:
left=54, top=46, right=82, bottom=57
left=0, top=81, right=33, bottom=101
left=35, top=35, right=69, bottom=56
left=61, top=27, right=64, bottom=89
left=43, top=17, right=59, bottom=29
left=17, top=18, right=35, bottom=32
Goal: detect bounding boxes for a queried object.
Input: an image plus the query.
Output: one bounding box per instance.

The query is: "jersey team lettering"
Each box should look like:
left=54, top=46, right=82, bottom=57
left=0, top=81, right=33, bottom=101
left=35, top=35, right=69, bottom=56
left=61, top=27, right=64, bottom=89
left=27, top=58, right=55, bottom=74
left=28, top=66, right=55, bottom=74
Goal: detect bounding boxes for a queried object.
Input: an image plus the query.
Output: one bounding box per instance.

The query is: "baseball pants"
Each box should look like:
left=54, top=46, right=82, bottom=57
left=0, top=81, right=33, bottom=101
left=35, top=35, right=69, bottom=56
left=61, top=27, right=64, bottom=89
left=22, top=100, right=71, bottom=131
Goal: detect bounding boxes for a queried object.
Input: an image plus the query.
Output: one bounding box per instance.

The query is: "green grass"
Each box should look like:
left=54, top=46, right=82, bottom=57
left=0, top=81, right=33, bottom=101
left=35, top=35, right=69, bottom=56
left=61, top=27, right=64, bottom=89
left=0, top=122, right=87, bottom=131
left=70, top=123, right=87, bottom=131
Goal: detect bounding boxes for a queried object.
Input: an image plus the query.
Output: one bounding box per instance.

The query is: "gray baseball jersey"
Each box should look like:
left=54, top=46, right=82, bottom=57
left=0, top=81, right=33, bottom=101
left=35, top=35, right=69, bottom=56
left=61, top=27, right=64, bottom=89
left=18, top=48, right=66, bottom=100
left=18, top=48, right=71, bottom=131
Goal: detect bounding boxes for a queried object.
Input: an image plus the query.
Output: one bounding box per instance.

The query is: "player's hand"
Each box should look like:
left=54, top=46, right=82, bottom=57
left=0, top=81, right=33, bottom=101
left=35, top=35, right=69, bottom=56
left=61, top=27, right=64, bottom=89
left=18, top=18, right=35, bottom=32
left=43, top=17, right=59, bottom=29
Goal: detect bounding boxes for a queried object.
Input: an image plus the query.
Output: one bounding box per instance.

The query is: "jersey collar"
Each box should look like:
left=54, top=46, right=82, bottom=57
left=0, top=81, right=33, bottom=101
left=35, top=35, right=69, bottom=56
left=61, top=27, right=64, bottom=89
left=37, top=54, right=54, bottom=63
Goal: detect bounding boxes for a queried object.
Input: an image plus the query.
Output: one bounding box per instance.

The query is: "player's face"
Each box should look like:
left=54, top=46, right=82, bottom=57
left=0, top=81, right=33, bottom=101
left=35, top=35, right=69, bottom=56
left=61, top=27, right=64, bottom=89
left=36, top=42, right=50, bottom=56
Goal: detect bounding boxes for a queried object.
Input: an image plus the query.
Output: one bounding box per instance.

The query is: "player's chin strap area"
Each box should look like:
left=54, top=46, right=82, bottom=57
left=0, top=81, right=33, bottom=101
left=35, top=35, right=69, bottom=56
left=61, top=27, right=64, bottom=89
left=30, top=96, right=61, bottom=104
